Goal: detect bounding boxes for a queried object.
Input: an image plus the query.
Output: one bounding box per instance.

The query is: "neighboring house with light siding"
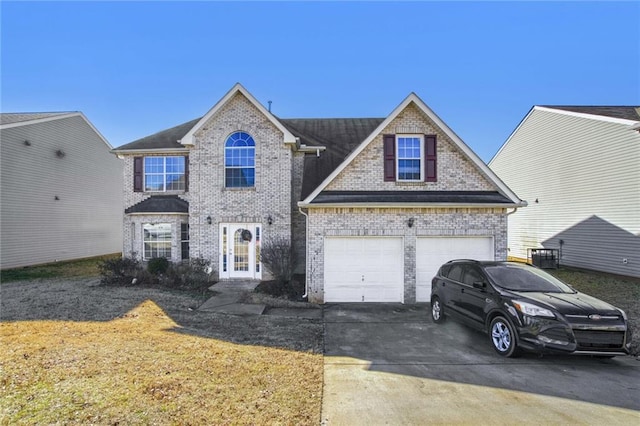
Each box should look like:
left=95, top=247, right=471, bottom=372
left=489, top=106, right=640, bottom=278
left=112, top=83, right=524, bottom=303
left=0, top=112, right=123, bottom=269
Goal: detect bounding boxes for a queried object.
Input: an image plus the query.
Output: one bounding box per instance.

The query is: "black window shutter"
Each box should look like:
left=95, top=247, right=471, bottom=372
left=133, top=156, right=143, bottom=192
left=383, top=134, right=396, bottom=182
left=425, top=135, right=437, bottom=182
left=184, top=155, right=189, bottom=192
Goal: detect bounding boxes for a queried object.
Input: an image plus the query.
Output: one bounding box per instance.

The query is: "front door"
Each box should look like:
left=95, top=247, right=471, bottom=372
left=220, top=223, right=261, bottom=279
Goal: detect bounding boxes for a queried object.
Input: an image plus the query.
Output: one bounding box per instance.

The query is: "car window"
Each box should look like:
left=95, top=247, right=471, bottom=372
left=446, top=265, right=464, bottom=282
left=462, top=266, right=483, bottom=286
left=484, top=264, right=575, bottom=293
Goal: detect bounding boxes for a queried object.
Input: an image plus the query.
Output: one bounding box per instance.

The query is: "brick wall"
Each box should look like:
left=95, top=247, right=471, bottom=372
left=306, top=207, right=507, bottom=303
left=326, top=103, right=494, bottom=191
left=187, top=92, right=293, bottom=276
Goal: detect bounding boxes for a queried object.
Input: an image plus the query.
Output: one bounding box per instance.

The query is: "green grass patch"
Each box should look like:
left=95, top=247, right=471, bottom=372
left=1, top=254, right=120, bottom=283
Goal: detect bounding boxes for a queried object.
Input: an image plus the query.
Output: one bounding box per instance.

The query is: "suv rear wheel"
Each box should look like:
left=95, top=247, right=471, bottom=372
left=431, top=296, right=445, bottom=323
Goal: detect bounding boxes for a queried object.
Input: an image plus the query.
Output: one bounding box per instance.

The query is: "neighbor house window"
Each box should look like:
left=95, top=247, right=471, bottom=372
left=383, top=134, right=437, bottom=182
left=225, top=132, right=255, bottom=188
left=180, top=223, right=189, bottom=260
left=143, top=223, right=172, bottom=259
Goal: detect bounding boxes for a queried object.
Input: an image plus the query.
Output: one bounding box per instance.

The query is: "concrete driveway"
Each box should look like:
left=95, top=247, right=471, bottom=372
left=322, top=303, right=640, bottom=425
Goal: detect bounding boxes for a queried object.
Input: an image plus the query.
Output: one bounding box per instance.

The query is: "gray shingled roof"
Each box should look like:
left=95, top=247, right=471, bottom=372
left=279, top=118, right=385, bottom=199
left=311, top=191, right=512, bottom=205
left=0, top=112, right=74, bottom=126
left=112, top=116, right=385, bottom=200
left=542, top=106, right=640, bottom=122
left=125, top=195, right=189, bottom=214
left=115, top=117, right=201, bottom=150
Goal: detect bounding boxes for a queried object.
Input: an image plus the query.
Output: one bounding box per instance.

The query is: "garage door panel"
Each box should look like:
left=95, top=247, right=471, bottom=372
left=416, top=237, right=494, bottom=302
left=325, top=237, right=403, bottom=303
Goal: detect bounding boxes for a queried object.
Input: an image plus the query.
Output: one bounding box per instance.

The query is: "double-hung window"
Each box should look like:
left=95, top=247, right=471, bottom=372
left=383, top=134, right=437, bottom=182
left=225, top=132, right=255, bottom=188
left=143, top=223, right=172, bottom=260
left=396, top=135, right=424, bottom=181
left=144, top=156, right=186, bottom=192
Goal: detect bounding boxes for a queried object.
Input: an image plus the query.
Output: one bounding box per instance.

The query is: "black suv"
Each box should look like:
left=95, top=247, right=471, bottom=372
left=430, top=260, right=630, bottom=357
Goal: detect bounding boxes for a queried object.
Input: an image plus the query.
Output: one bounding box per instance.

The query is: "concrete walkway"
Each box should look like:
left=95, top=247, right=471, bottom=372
left=198, top=280, right=322, bottom=319
left=198, top=280, right=266, bottom=315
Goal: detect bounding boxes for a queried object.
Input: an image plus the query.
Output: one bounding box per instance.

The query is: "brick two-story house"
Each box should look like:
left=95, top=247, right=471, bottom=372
left=112, top=83, right=524, bottom=303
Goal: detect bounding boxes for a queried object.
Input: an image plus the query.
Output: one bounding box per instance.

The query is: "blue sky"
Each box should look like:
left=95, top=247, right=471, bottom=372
left=2, top=1, right=639, bottom=162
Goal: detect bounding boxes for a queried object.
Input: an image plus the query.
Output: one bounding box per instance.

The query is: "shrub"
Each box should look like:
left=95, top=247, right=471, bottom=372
left=260, top=236, right=298, bottom=283
left=98, top=256, right=145, bottom=286
left=255, top=275, right=305, bottom=300
left=160, top=258, right=214, bottom=292
left=147, top=257, right=169, bottom=275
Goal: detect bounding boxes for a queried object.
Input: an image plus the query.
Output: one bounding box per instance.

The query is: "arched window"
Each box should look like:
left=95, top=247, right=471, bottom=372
left=224, top=131, right=255, bottom=188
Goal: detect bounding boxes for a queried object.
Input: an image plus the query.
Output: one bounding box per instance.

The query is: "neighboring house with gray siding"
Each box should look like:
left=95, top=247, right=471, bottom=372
left=112, top=83, right=524, bottom=303
left=489, top=106, right=640, bottom=278
left=0, top=112, right=123, bottom=269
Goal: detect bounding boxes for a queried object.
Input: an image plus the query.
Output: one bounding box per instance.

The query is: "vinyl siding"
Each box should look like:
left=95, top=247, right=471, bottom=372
left=490, top=108, right=640, bottom=277
left=1, top=115, right=123, bottom=269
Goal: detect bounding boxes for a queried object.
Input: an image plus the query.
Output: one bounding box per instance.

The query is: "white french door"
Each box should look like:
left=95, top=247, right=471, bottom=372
left=219, top=223, right=262, bottom=279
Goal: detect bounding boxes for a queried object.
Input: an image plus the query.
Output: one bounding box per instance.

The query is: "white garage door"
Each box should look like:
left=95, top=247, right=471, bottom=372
left=416, top=237, right=494, bottom=302
left=324, top=237, right=404, bottom=302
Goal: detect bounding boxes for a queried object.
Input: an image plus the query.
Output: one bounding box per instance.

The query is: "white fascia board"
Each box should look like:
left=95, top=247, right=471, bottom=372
left=298, top=201, right=525, bottom=209
left=300, top=92, right=524, bottom=206
left=488, top=106, right=536, bottom=166
left=535, top=106, right=640, bottom=126
left=0, top=112, right=78, bottom=129
left=77, top=112, right=114, bottom=149
left=125, top=212, right=189, bottom=216
left=1, top=112, right=114, bottom=149
left=110, top=148, right=190, bottom=155
left=178, top=83, right=297, bottom=146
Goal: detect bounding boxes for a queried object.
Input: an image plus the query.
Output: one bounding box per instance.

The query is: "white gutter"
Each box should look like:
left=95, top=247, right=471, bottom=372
left=110, top=148, right=190, bottom=155
left=298, top=202, right=527, bottom=209
left=298, top=207, right=310, bottom=299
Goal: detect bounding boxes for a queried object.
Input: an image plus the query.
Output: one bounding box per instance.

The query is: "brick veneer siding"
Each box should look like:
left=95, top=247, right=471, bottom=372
left=291, top=151, right=307, bottom=273
left=123, top=214, right=189, bottom=263
left=187, top=92, right=293, bottom=277
left=326, top=103, right=494, bottom=191
left=305, top=207, right=507, bottom=303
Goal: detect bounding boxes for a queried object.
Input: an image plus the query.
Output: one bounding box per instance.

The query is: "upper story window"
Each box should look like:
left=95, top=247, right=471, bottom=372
left=133, top=156, right=188, bottom=192
left=383, top=134, right=437, bottom=183
left=396, top=135, right=423, bottom=181
left=225, top=131, right=255, bottom=188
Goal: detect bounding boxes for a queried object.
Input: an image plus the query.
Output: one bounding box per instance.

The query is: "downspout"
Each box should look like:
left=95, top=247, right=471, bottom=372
left=298, top=206, right=309, bottom=299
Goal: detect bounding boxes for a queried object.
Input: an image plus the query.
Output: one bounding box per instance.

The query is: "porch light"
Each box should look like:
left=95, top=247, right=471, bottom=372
left=206, top=216, right=212, bottom=225
left=407, top=217, right=415, bottom=228
left=267, top=215, right=273, bottom=225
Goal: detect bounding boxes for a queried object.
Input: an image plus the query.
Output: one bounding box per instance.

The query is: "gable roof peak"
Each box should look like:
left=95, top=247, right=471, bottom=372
left=300, top=91, right=524, bottom=207
left=178, top=83, right=297, bottom=146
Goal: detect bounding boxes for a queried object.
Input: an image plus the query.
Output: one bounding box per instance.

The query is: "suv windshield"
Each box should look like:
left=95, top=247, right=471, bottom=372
left=484, top=264, right=575, bottom=293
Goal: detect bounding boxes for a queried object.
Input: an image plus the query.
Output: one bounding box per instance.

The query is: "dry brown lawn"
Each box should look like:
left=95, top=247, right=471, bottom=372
left=0, top=278, right=323, bottom=425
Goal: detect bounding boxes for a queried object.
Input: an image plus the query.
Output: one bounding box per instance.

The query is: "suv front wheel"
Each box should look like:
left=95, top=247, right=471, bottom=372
left=489, top=316, right=519, bottom=357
